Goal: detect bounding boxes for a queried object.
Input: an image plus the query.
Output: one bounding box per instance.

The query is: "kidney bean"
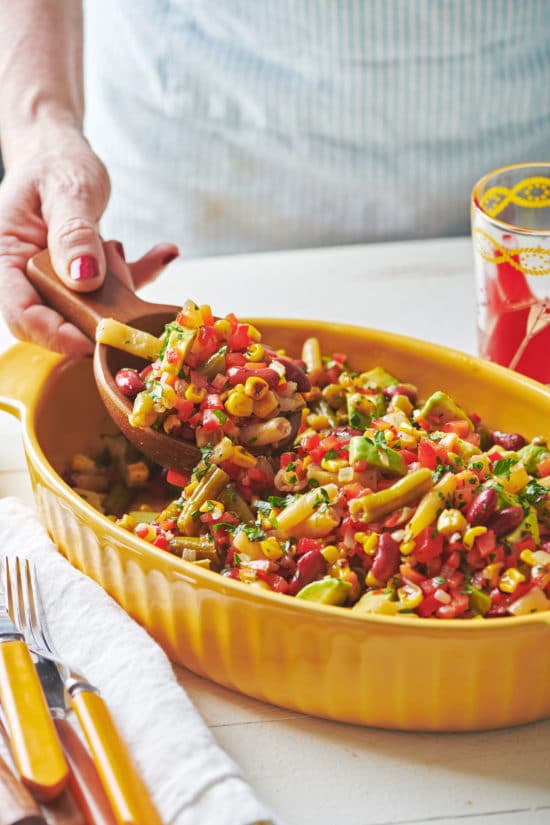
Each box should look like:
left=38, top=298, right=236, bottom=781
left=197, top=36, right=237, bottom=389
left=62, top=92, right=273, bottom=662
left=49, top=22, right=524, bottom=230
left=226, top=366, right=280, bottom=389
left=371, top=533, right=400, bottom=582
left=491, top=431, right=527, bottom=451
left=115, top=368, right=145, bottom=397
left=385, top=383, right=418, bottom=405
left=466, top=488, right=498, bottom=526
left=487, top=506, right=524, bottom=537
left=287, top=550, right=326, bottom=596
left=272, top=357, right=311, bottom=392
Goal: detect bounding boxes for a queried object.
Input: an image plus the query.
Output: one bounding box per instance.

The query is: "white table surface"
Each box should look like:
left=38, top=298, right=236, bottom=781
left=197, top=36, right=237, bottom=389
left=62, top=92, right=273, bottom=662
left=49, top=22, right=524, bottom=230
left=2, top=235, right=550, bottom=825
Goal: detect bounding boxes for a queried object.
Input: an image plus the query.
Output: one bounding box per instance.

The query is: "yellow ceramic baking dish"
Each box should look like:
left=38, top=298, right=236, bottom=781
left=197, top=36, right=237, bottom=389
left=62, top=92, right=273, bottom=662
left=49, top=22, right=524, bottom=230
left=2, top=320, right=550, bottom=732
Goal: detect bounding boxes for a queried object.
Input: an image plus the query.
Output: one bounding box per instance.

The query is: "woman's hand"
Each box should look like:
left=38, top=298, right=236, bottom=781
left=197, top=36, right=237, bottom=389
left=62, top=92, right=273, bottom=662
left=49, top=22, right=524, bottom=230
left=0, top=130, right=178, bottom=355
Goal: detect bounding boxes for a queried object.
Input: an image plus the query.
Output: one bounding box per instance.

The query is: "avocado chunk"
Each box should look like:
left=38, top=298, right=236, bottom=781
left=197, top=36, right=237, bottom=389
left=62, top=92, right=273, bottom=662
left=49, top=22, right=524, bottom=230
left=418, top=391, right=473, bottom=431
left=346, top=392, right=385, bottom=430
left=468, top=586, right=491, bottom=616
left=295, top=577, right=351, bottom=605
left=359, top=366, right=399, bottom=389
left=349, top=435, right=407, bottom=477
left=505, top=506, right=540, bottom=545
left=518, top=443, right=550, bottom=475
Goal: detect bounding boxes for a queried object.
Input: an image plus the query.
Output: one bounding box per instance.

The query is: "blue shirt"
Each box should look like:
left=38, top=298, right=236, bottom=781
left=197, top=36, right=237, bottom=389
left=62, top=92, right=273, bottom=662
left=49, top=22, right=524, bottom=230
left=83, top=0, right=550, bottom=258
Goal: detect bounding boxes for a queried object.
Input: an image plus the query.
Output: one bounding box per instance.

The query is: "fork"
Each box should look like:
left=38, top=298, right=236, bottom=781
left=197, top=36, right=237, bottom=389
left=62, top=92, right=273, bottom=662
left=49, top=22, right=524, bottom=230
left=6, top=557, right=162, bottom=825
left=4, top=558, right=117, bottom=825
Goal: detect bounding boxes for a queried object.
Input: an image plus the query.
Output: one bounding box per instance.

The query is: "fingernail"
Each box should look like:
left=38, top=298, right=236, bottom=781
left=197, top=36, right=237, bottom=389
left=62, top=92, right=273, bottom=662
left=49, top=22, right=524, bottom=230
left=70, top=256, right=99, bottom=280
left=114, top=241, right=125, bottom=260
left=162, top=252, right=178, bottom=266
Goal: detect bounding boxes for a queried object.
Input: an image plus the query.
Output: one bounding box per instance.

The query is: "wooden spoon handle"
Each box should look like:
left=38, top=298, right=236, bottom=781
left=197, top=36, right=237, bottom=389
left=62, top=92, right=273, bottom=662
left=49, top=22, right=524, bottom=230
left=26, top=251, right=173, bottom=339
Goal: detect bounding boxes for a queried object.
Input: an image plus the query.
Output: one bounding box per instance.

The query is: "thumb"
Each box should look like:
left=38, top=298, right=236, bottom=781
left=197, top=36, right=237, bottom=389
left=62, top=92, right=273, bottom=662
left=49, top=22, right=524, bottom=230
left=42, top=169, right=109, bottom=292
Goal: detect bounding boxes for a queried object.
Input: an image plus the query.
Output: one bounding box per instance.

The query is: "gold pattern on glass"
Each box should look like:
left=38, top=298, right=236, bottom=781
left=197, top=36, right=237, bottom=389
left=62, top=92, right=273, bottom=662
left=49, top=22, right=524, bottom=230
left=473, top=228, right=550, bottom=277
left=479, top=176, right=550, bottom=218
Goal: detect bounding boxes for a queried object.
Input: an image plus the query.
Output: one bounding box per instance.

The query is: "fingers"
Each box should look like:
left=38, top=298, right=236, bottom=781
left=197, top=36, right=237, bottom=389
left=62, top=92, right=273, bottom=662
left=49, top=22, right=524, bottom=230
left=129, top=243, right=179, bottom=290
left=40, top=156, right=110, bottom=293
left=0, top=261, right=93, bottom=356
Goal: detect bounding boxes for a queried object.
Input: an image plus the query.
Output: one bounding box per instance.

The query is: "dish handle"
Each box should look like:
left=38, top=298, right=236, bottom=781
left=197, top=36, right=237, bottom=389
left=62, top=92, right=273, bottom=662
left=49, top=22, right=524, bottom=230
left=0, top=343, right=65, bottom=420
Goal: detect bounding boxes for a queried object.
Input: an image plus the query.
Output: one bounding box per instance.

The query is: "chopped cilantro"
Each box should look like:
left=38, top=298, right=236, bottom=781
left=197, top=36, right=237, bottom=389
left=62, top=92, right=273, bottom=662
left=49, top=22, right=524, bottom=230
left=492, top=457, right=518, bottom=478
left=324, top=450, right=340, bottom=460
left=212, top=409, right=227, bottom=424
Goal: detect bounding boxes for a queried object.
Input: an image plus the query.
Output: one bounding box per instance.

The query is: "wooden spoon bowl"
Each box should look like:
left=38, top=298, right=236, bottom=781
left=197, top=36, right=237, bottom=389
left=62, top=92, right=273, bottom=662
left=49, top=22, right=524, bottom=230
left=27, top=250, right=203, bottom=471
left=26, top=250, right=301, bottom=472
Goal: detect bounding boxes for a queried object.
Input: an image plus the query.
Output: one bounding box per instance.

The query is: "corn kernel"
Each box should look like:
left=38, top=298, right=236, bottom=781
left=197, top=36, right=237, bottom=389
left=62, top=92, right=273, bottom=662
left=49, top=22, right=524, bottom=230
left=321, top=544, right=341, bottom=563
left=163, top=414, right=181, bottom=434
left=365, top=569, right=384, bottom=587
left=261, top=537, right=284, bottom=560
left=354, top=532, right=378, bottom=555
left=499, top=567, right=526, bottom=593
left=225, top=390, right=254, bottom=417
left=185, top=384, right=206, bottom=403
left=463, top=525, right=487, bottom=550
left=244, top=376, right=269, bottom=400
left=199, top=499, right=225, bottom=514
left=400, top=540, right=416, bottom=556
left=253, top=390, right=279, bottom=419
left=307, top=413, right=330, bottom=430
left=482, top=562, right=503, bottom=588
left=214, top=319, right=232, bottom=339
left=520, top=549, right=537, bottom=566
left=398, top=581, right=423, bottom=609
left=247, top=343, right=264, bottom=361
left=436, top=508, right=468, bottom=535
left=247, top=323, right=262, bottom=342
left=232, top=445, right=257, bottom=468
left=320, top=457, right=348, bottom=473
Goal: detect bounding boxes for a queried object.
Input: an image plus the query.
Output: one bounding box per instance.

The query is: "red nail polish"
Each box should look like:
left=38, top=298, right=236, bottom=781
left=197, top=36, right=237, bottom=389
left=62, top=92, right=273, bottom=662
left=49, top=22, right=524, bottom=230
left=70, top=256, right=99, bottom=280
left=162, top=252, right=178, bottom=266
left=114, top=241, right=125, bottom=260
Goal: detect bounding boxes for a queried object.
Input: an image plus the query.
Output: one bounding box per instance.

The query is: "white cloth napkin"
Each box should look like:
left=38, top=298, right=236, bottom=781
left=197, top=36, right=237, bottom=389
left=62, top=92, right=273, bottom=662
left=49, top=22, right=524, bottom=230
left=0, top=497, right=280, bottom=825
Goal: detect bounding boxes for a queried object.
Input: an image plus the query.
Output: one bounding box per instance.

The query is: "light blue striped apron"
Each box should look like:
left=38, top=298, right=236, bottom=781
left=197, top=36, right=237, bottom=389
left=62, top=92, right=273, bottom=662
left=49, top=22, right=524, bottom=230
left=83, top=0, right=550, bottom=259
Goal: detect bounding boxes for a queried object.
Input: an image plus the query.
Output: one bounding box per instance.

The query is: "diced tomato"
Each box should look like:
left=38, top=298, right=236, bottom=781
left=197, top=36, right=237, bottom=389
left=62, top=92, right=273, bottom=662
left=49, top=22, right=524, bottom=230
left=399, top=563, right=425, bottom=585
left=416, top=594, right=440, bottom=617
left=174, top=398, right=195, bottom=420
left=225, top=351, right=247, bottom=368
left=436, top=591, right=469, bottom=619
left=202, top=408, right=224, bottom=431
left=152, top=535, right=168, bottom=550
left=280, top=452, right=296, bottom=469
left=441, top=420, right=471, bottom=438
left=204, top=393, right=224, bottom=410
left=418, top=438, right=448, bottom=470
left=400, top=449, right=418, bottom=465
left=296, top=537, right=322, bottom=556
left=537, top=456, right=550, bottom=478
left=265, top=573, right=289, bottom=594
left=166, top=469, right=190, bottom=488
left=413, top=527, right=444, bottom=563
left=227, top=323, right=251, bottom=352
left=475, top=529, right=497, bottom=558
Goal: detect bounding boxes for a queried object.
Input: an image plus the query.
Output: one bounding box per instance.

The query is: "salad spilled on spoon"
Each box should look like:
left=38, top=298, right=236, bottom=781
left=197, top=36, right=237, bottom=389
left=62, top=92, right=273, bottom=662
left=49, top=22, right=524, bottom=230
left=71, top=301, right=550, bottom=619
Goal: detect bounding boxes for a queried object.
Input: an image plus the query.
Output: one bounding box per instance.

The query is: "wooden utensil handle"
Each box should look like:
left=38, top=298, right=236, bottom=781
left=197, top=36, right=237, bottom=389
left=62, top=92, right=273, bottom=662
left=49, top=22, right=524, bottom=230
left=0, top=753, right=45, bottom=825
left=40, top=788, right=86, bottom=825
left=54, top=719, right=116, bottom=825
left=26, top=250, right=157, bottom=338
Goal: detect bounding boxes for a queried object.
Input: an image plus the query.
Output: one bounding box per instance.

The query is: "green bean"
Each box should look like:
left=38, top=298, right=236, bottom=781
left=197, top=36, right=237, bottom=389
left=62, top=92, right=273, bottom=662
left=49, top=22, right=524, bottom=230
left=199, top=348, right=227, bottom=380
left=170, top=535, right=218, bottom=562
left=219, top=485, right=255, bottom=523
left=177, top=465, right=230, bottom=535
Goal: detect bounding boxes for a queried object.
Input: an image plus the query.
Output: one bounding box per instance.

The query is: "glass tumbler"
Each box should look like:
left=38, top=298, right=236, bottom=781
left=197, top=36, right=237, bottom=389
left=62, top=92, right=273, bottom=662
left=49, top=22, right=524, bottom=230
left=471, top=162, right=550, bottom=384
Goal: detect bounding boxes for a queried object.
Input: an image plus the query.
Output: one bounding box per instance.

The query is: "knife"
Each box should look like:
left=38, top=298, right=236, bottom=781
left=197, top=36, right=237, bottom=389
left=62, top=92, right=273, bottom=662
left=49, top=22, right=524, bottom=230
left=0, top=587, right=68, bottom=801
left=33, top=654, right=117, bottom=825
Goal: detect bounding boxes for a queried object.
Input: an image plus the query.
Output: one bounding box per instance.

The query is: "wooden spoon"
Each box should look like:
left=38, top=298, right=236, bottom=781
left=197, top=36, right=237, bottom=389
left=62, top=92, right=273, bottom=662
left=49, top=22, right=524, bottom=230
left=26, top=250, right=202, bottom=471
left=26, top=250, right=301, bottom=472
